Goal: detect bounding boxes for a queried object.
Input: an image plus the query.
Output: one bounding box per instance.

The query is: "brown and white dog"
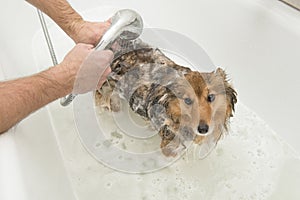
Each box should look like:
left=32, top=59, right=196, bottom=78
left=95, top=47, right=237, bottom=157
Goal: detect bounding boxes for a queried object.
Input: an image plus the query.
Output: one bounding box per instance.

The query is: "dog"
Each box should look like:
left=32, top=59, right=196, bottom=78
left=95, top=46, right=237, bottom=157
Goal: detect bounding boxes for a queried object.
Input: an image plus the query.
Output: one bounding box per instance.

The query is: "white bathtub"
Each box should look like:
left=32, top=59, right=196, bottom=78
left=1, top=0, right=300, bottom=199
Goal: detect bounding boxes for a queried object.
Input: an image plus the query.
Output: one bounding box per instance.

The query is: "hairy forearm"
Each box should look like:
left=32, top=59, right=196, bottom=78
left=26, top=0, right=111, bottom=46
left=0, top=65, right=70, bottom=133
left=26, top=0, right=83, bottom=37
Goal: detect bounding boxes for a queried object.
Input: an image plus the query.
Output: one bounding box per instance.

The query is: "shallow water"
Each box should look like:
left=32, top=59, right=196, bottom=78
left=47, top=101, right=300, bottom=200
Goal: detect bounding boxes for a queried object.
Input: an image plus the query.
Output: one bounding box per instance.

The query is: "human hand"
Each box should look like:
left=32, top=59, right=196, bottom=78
left=58, top=43, right=113, bottom=94
left=70, top=19, right=111, bottom=47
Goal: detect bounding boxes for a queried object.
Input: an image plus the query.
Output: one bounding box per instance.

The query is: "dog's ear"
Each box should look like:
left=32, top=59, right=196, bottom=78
left=225, top=85, right=237, bottom=117
left=215, top=68, right=237, bottom=117
left=215, top=68, right=227, bottom=80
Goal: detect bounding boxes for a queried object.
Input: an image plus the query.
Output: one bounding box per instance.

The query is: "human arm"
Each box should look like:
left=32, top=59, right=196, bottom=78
left=26, top=0, right=110, bottom=46
left=0, top=44, right=113, bottom=134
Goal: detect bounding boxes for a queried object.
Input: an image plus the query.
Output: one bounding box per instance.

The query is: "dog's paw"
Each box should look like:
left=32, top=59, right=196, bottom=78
left=161, top=138, right=186, bottom=157
left=161, top=139, right=179, bottom=157
left=110, top=94, right=121, bottom=112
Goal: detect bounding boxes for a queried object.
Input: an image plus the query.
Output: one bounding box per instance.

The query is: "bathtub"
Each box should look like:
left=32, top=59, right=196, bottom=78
left=1, top=0, right=300, bottom=199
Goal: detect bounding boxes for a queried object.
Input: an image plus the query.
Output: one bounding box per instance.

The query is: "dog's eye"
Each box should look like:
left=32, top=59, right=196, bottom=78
left=207, top=94, right=215, bottom=102
left=184, top=98, right=193, bottom=105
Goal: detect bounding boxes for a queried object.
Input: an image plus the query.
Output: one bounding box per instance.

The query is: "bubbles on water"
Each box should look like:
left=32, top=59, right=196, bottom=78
left=66, top=101, right=300, bottom=199
left=215, top=147, right=224, bottom=156
left=111, top=131, right=123, bottom=139
left=121, top=142, right=127, bottom=150
left=256, top=149, right=264, bottom=157
left=105, top=182, right=112, bottom=188
left=95, top=142, right=101, bottom=148
left=136, top=176, right=142, bottom=182
left=118, top=155, right=123, bottom=160
left=231, top=154, right=238, bottom=160
left=102, top=139, right=112, bottom=148
left=142, top=158, right=158, bottom=169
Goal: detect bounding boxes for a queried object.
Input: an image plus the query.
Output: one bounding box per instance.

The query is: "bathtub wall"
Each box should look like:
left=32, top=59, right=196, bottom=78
left=0, top=0, right=75, bottom=199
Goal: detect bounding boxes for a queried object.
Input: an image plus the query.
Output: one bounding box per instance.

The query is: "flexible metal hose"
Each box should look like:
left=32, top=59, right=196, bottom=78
left=37, top=9, right=76, bottom=106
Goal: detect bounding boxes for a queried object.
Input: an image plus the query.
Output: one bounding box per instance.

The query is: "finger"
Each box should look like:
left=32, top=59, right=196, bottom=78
left=99, top=67, right=112, bottom=83
left=86, top=44, right=94, bottom=50
left=77, top=43, right=93, bottom=48
left=76, top=43, right=94, bottom=50
left=97, top=79, right=106, bottom=89
left=103, top=49, right=113, bottom=55
left=106, top=18, right=112, bottom=24
left=97, top=67, right=112, bottom=89
left=97, top=78, right=108, bottom=89
left=103, top=66, right=112, bottom=76
left=92, top=50, right=114, bottom=64
left=102, top=50, right=114, bottom=62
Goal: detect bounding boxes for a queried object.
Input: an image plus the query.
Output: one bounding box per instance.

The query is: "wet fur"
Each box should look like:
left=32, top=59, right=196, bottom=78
left=95, top=48, right=237, bottom=157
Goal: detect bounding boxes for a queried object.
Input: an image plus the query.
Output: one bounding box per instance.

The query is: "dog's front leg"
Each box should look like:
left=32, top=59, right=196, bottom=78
left=109, top=93, right=121, bottom=112
left=158, top=126, right=182, bottom=157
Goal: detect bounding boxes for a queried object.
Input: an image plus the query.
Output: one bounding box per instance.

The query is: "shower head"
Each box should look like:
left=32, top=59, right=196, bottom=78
left=95, top=9, right=143, bottom=51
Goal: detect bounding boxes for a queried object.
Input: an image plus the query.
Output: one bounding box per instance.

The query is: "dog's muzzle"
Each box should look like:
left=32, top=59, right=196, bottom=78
left=197, top=123, right=209, bottom=134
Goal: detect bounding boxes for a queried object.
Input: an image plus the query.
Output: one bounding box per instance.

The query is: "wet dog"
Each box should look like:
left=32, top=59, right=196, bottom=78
left=95, top=47, right=237, bottom=157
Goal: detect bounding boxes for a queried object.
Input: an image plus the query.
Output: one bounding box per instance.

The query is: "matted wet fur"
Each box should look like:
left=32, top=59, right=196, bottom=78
left=95, top=46, right=237, bottom=157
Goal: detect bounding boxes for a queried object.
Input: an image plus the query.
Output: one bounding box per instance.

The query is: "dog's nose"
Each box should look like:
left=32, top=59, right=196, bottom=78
left=197, top=124, right=209, bottom=134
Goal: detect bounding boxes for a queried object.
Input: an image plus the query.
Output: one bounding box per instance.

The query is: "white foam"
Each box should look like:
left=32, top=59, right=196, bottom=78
left=47, top=101, right=300, bottom=200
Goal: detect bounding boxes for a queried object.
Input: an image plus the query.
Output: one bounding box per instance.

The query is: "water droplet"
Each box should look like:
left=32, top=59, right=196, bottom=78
left=103, top=140, right=112, bottom=148
left=111, top=131, right=123, bottom=139
left=106, top=182, right=112, bottom=188
left=95, top=142, right=101, bottom=148
left=121, top=142, right=127, bottom=150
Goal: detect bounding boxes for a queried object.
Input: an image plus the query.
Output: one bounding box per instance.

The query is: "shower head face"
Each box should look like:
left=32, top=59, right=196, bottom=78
left=111, top=9, right=143, bottom=40
left=95, top=9, right=143, bottom=50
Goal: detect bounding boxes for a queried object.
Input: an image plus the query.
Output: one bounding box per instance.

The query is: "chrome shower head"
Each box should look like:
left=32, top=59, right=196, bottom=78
left=95, top=9, right=143, bottom=51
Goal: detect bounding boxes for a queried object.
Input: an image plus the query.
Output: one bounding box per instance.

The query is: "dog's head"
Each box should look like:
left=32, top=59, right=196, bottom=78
left=160, top=68, right=237, bottom=157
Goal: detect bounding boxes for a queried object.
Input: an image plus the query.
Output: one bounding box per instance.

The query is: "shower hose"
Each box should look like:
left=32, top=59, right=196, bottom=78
left=37, top=9, right=76, bottom=106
